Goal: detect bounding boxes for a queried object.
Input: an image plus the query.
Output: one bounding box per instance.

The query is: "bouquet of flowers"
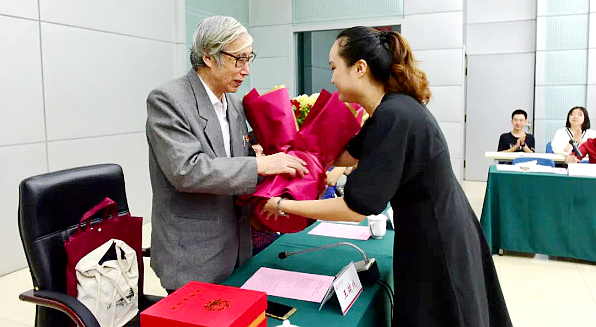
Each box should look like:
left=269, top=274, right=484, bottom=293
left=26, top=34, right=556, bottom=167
left=291, top=93, right=319, bottom=127
left=240, top=87, right=364, bottom=233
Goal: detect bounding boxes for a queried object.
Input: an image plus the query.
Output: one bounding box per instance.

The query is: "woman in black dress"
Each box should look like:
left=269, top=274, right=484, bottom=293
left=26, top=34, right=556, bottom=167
left=263, top=26, right=512, bottom=327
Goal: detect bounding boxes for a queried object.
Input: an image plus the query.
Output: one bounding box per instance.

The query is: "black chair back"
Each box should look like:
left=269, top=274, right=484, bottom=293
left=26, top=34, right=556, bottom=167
left=18, top=164, right=129, bottom=327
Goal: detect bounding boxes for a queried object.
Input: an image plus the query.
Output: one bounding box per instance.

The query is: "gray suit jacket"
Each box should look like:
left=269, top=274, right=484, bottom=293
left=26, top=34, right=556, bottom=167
left=146, top=69, right=258, bottom=290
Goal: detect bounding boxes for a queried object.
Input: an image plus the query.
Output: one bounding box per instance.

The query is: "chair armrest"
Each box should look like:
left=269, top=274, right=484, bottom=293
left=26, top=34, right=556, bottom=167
left=142, top=247, right=150, bottom=257
left=19, top=289, right=100, bottom=327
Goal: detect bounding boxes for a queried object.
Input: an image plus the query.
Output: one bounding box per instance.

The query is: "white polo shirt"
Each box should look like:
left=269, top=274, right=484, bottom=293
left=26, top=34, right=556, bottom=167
left=198, top=74, right=231, bottom=157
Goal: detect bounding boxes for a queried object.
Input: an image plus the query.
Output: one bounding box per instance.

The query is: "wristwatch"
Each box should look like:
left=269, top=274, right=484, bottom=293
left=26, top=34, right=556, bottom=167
left=277, top=198, right=288, bottom=216
left=520, top=142, right=526, bottom=148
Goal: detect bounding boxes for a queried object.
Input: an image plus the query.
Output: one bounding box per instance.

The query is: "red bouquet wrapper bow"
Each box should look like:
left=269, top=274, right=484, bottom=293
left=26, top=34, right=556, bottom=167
left=241, top=87, right=362, bottom=233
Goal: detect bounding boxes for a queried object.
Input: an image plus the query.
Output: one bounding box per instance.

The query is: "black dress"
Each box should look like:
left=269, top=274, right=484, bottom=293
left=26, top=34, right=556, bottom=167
left=343, top=93, right=513, bottom=327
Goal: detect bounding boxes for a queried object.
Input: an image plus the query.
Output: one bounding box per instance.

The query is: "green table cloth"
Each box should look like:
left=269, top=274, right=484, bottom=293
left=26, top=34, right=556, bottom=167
left=481, top=165, right=596, bottom=261
left=223, top=222, right=394, bottom=327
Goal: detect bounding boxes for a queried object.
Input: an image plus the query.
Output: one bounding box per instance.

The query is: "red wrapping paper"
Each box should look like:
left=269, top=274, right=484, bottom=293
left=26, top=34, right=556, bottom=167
left=241, top=88, right=362, bottom=233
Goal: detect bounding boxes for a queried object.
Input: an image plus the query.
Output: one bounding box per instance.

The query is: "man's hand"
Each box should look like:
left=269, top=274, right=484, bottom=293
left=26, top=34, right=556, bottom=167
left=565, top=154, right=579, bottom=164
left=257, top=153, right=309, bottom=177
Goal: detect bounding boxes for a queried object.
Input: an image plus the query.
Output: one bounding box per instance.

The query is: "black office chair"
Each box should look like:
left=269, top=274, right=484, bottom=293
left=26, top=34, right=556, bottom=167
left=18, top=164, right=162, bottom=327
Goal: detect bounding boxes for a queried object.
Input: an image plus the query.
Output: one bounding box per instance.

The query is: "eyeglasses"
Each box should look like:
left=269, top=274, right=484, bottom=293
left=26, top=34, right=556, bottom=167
left=220, top=51, right=257, bottom=68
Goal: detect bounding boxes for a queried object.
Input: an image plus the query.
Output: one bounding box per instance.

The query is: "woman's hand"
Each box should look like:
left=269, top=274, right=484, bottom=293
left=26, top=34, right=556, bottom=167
left=565, top=154, right=579, bottom=164
left=262, top=197, right=282, bottom=221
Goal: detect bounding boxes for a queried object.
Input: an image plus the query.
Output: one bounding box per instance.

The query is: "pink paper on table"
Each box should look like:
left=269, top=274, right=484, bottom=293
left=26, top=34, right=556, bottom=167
left=308, top=222, right=371, bottom=240
left=241, top=267, right=334, bottom=303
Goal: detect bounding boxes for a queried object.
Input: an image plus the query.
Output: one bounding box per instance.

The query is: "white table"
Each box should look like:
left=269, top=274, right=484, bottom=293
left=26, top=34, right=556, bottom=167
left=484, top=151, right=566, bottom=163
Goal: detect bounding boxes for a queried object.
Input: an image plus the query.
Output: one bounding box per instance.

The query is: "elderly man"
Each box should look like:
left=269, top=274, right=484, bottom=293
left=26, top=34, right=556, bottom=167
left=146, top=16, right=308, bottom=292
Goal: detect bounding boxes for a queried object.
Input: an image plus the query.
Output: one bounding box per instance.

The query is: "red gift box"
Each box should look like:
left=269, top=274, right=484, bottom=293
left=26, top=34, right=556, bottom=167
left=141, top=281, right=267, bottom=327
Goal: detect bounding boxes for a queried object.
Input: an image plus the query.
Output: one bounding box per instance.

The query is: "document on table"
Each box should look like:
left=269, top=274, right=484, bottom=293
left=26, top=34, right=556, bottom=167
left=496, top=164, right=567, bottom=174
left=241, top=267, right=335, bottom=303
left=308, top=222, right=371, bottom=240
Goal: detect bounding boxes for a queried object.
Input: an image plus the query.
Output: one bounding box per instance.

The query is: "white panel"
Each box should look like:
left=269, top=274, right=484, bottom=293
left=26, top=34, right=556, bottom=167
left=537, top=0, right=546, bottom=17
left=587, top=85, right=596, bottom=119
left=467, top=0, right=537, bottom=24
left=249, top=0, right=292, bottom=27
left=39, top=0, right=176, bottom=42
left=592, top=0, right=596, bottom=12
left=292, top=0, right=402, bottom=24
left=403, top=12, right=462, bottom=51
left=535, top=50, right=588, bottom=85
left=0, top=16, right=45, bottom=146
left=416, top=49, right=463, bottom=86
left=403, top=0, right=462, bottom=15
left=175, top=0, right=186, bottom=44
left=534, top=86, right=586, bottom=119
left=0, top=143, right=47, bottom=275
left=250, top=25, right=290, bottom=58
left=426, top=86, right=463, bottom=123
left=589, top=49, right=596, bottom=84
left=438, top=122, right=462, bottom=159
left=545, top=0, right=589, bottom=16
left=47, top=133, right=152, bottom=221
left=465, top=53, right=536, bottom=181
left=177, top=44, right=188, bottom=77
left=249, top=57, right=290, bottom=89
left=467, top=20, right=536, bottom=55
left=591, top=12, right=596, bottom=48
left=543, top=14, right=589, bottom=50
left=0, top=0, right=38, bottom=19
left=535, top=50, right=546, bottom=85
left=545, top=50, right=588, bottom=85
left=42, top=23, right=177, bottom=140
left=536, top=17, right=546, bottom=50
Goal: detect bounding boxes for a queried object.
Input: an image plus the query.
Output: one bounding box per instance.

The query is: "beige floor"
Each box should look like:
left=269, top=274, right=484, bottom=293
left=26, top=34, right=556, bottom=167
left=1, top=181, right=596, bottom=327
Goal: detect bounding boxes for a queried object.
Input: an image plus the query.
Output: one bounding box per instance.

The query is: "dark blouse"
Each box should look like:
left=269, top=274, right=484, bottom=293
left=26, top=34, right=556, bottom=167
left=343, top=93, right=512, bottom=327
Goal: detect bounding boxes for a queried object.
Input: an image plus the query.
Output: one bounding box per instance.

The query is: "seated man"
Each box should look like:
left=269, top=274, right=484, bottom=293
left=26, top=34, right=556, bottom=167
left=498, top=109, right=535, bottom=153
left=564, top=138, right=596, bottom=164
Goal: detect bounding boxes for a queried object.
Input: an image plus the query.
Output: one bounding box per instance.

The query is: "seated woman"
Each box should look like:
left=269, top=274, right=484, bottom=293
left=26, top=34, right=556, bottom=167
left=551, top=106, right=596, bottom=155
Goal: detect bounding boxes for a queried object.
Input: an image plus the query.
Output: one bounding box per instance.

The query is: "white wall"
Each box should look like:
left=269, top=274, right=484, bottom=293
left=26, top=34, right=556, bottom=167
left=248, top=0, right=293, bottom=95
left=464, top=0, right=537, bottom=181
left=534, top=0, right=590, bottom=155
left=590, top=0, right=596, bottom=118
left=402, top=0, right=465, bottom=181
left=0, top=0, right=186, bottom=276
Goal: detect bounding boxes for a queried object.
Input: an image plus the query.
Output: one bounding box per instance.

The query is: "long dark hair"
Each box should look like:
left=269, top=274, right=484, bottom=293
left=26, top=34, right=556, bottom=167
left=565, top=106, right=590, bottom=131
left=336, top=26, right=431, bottom=105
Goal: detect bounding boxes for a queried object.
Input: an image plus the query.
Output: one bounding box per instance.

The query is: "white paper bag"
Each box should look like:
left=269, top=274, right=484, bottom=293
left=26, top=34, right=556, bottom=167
left=75, top=239, right=139, bottom=327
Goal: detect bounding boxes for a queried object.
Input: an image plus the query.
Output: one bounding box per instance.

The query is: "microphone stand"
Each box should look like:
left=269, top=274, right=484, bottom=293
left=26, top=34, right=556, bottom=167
left=279, top=242, right=380, bottom=285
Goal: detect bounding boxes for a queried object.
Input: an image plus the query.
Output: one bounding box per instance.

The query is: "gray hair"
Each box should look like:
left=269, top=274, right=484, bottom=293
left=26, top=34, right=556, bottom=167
left=190, top=16, right=252, bottom=69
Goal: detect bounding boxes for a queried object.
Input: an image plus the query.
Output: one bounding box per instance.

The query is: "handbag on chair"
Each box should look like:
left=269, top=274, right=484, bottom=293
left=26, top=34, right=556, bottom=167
left=64, top=197, right=144, bottom=301
left=76, top=239, right=139, bottom=327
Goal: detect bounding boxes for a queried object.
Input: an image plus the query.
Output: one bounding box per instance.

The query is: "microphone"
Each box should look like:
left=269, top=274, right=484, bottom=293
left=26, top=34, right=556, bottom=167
left=278, top=242, right=380, bottom=285
left=569, top=139, right=583, bottom=158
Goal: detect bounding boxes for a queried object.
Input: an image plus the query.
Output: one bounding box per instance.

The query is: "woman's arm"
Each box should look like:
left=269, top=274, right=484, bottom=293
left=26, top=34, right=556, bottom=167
left=263, top=197, right=366, bottom=223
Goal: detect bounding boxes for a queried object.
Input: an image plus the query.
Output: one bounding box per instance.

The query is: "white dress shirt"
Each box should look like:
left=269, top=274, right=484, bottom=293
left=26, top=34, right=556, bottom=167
left=198, top=74, right=231, bottom=157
